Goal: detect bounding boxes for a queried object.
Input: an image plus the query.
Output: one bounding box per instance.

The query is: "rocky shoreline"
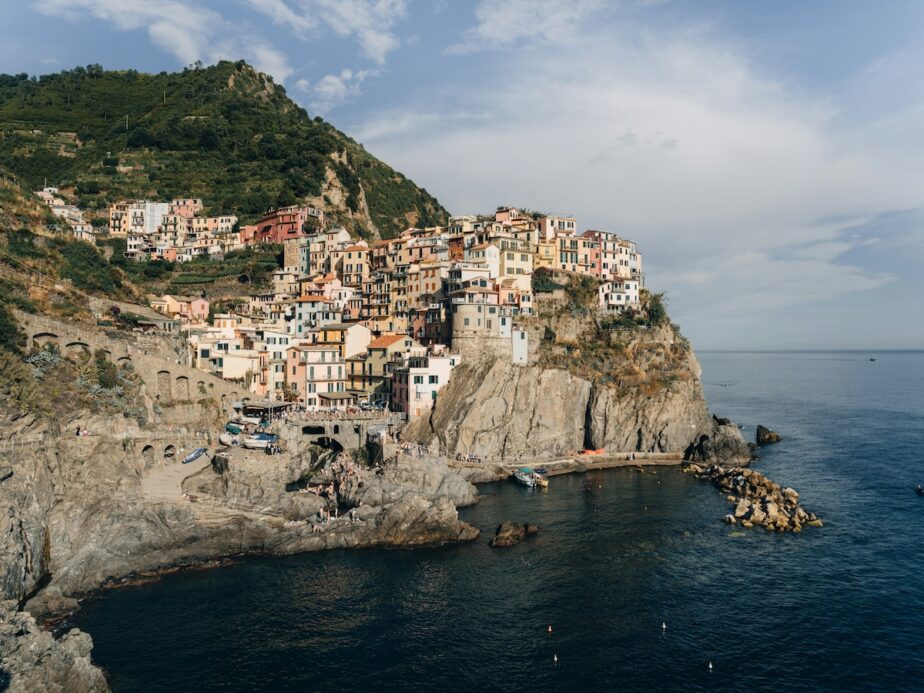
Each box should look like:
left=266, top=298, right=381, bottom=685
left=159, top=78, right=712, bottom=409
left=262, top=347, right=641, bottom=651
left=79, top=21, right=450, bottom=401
left=684, top=462, right=823, bottom=532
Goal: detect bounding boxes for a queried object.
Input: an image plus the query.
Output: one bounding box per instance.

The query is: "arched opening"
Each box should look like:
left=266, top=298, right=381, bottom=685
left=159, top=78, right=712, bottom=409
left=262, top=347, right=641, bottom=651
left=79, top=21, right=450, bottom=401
left=64, top=341, right=90, bottom=357
left=164, top=444, right=177, bottom=460
left=117, top=355, right=132, bottom=363
left=313, top=437, right=343, bottom=453
left=333, top=424, right=340, bottom=435
left=197, top=380, right=206, bottom=394
left=302, top=425, right=325, bottom=435
left=141, top=444, right=155, bottom=469
left=157, top=370, right=172, bottom=401
left=100, top=349, right=113, bottom=361
left=32, top=332, right=59, bottom=348
left=175, top=375, right=190, bottom=400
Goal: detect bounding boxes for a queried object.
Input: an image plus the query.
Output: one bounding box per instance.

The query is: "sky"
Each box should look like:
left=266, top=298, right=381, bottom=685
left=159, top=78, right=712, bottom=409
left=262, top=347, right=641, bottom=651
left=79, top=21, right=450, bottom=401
left=1, top=0, right=923, bottom=350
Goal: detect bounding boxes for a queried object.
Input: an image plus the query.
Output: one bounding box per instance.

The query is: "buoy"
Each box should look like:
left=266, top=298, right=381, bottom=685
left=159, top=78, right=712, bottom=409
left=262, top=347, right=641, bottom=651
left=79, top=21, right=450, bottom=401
left=708, top=661, right=713, bottom=671
left=548, top=625, right=553, bottom=634
left=554, top=654, right=558, bottom=664
left=662, top=622, right=666, bottom=631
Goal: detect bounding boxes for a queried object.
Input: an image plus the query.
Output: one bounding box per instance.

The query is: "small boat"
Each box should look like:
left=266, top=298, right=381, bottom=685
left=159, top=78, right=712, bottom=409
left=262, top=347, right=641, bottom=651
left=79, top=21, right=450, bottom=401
left=241, top=436, right=270, bottom=450
left=534, top=468, right=549, bottom=488
left=250, top=432, right=278, bottom=443
left=513, top=467, right=537, bottom=487
left=225, top=423, right=242, bottom=434
left=182, top=447, right=208, bottom=465
left=218, top=433, right=236, bottom=446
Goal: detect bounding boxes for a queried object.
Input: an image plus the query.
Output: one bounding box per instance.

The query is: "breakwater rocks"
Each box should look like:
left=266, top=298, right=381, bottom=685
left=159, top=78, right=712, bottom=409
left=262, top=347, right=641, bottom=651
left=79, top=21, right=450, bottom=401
left=489, top=521, right=539, bottom=548
left=0, top=600, right=108, bottom=692
left=684, top=463, right=823, bottom=532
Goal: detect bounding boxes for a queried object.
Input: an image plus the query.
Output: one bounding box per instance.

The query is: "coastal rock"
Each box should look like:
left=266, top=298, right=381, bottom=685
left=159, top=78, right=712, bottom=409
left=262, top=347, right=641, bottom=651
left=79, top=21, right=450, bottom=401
left=338, top=455, right=478, bottom=509
left=489, top=521, right=538, bottom=548
left=686, top=463, right=821, bottom=533
left=405, top=326, right=750, bottom=465
left=756, top=425, right=782, bottom=446
left=0, top=600, right=108, bottom=692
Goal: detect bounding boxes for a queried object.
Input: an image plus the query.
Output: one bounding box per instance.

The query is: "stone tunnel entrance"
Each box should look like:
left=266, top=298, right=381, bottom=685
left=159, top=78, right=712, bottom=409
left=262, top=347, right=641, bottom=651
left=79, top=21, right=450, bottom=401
left=311, top=437, right=343, bottom=453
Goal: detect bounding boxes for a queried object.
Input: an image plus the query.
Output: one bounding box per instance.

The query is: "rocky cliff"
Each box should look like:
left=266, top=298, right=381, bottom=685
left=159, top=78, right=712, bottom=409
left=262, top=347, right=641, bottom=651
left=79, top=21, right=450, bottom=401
left=406, top=318, right=749, bottom=464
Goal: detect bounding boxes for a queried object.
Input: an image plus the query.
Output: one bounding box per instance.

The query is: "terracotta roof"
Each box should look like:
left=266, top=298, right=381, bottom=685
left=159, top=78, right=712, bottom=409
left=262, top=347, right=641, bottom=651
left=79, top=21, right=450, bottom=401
left=295, top=294, right=331, bottom=303
left=340, top=244, right=369, bottom=252
left=468, top=243, right=491, bottom=251
left=368, top=334, right=410, bottom=349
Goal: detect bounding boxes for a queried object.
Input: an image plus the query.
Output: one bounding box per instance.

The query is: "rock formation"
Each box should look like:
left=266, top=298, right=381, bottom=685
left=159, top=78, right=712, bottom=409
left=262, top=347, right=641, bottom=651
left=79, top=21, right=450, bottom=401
left=405, top=324, right=750, bottom=465
left=0, top=600, right=108, bottom=692
left=489, top=521, right=539, bottom=548
left=756, top=425, right=782, bottom=446
left=684, top=463, right=822, bottom=532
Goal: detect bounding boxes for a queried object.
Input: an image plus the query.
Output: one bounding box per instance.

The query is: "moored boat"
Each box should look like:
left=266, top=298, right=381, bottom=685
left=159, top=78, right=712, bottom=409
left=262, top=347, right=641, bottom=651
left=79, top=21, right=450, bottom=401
left=533, top=468, right=549, bottom=487
left=182, top=447, right=208, bottom=465
left=513, top=467, right=537, bottom=487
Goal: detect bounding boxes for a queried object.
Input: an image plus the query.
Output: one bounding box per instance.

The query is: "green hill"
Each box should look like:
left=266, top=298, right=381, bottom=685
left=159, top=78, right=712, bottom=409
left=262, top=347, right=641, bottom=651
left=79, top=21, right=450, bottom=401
left=0, top=61, right=447, bottom=238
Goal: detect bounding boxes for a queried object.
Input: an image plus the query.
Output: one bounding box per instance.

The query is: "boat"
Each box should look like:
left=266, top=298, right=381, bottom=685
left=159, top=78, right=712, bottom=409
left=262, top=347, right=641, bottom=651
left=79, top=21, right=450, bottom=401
left=513, top=467, right=538, bottom=487
left=250, top=432, right=278, bottom=443
left=218, top=433, right=236, bottom=446
left=241, top=435, right=270, bottom=450
left=534, top=468, right=550, bottom=488
left=225, top=423, right=242, bottom=434
left=182, top=447, right=208, bottom=465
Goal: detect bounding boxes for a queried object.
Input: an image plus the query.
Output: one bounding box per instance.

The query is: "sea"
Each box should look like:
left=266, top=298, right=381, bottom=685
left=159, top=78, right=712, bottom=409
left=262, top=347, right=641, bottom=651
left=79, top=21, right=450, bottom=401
left=73, top=351, right=924, bottom=692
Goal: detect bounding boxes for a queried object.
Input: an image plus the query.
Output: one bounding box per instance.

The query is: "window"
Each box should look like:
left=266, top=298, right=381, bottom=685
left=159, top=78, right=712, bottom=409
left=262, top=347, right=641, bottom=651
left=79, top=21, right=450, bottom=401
left=413, top=375, right=423, bottom=384
left=429, top=375, right=438, bottom=384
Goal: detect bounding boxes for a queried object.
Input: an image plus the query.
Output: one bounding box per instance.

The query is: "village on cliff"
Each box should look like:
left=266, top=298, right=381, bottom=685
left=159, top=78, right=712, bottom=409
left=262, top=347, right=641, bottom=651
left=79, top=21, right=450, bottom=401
left=34, top=190, right=645, bottom=421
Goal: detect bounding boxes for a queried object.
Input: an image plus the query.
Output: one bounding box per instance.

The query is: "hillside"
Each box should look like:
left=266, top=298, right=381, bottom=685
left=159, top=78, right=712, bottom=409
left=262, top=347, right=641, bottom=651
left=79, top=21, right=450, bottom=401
left=0, top=61, right=448, bottom=238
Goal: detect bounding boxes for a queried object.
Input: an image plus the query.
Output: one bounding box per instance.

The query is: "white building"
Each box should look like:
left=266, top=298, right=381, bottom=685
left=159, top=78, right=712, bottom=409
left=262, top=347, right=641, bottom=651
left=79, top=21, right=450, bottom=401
left=598, top=278, right=641, bottom=311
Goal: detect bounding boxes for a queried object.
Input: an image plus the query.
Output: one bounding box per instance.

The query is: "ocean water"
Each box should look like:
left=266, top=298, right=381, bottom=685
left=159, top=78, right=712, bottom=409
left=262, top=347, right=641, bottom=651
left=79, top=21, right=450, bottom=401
left=73, top=351, right=924, bottom=692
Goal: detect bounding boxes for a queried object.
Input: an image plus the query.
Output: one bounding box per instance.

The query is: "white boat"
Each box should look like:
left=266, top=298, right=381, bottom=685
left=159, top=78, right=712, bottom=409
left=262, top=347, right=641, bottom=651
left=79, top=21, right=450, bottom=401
left=241, top=435, right=270, bottom=450
left=513, top=467, right=537, bottom=487
left=218, top=433, right=236, bottom=446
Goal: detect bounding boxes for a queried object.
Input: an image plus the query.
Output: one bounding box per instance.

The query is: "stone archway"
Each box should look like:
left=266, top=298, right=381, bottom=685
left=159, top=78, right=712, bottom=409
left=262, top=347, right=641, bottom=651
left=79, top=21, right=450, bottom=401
left=302, top=425, right=325, bottom=436
left=157, top=370, right=172, bottom=401
left=175, top=375, right=190, bottom=400
left=164, top=444, right=176, bottom=460
left=32, top=332, right=59, bottom=349
left=312, top=437, right=343, bottom=453
left=141, top=444, right=155, bottom=469
left=197, top=380, right=206, bottom=395
left=64, top=341, right=90, bottom=357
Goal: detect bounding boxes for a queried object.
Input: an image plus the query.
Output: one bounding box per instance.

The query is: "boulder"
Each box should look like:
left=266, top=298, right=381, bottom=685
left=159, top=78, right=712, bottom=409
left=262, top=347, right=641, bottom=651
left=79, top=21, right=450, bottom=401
left=756, top=425, right=781, bottom=446
left=490, top=521, right=538, bottom=548
left=734, top=499, right=751, bottom=519
left=722, top=514, right=736, bottom=525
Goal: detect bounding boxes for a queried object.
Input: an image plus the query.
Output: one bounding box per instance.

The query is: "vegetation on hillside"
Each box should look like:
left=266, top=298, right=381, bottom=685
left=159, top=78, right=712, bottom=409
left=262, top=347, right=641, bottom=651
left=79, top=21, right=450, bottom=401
left=0, top=61, right=447, bottom=237
left=101, top=238, right=282, bottom=297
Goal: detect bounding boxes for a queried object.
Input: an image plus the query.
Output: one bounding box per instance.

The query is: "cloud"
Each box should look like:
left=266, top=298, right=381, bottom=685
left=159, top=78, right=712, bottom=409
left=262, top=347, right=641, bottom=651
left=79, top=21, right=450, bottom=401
left=33, top=0, right=293, bottom=81
left=247, top=0, right=408, bottom=64
left=447, top=0, right=605, bottom=54
left=297, top=67, right=378, bottom=114
left=352, top=21, right=924, bottom=348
